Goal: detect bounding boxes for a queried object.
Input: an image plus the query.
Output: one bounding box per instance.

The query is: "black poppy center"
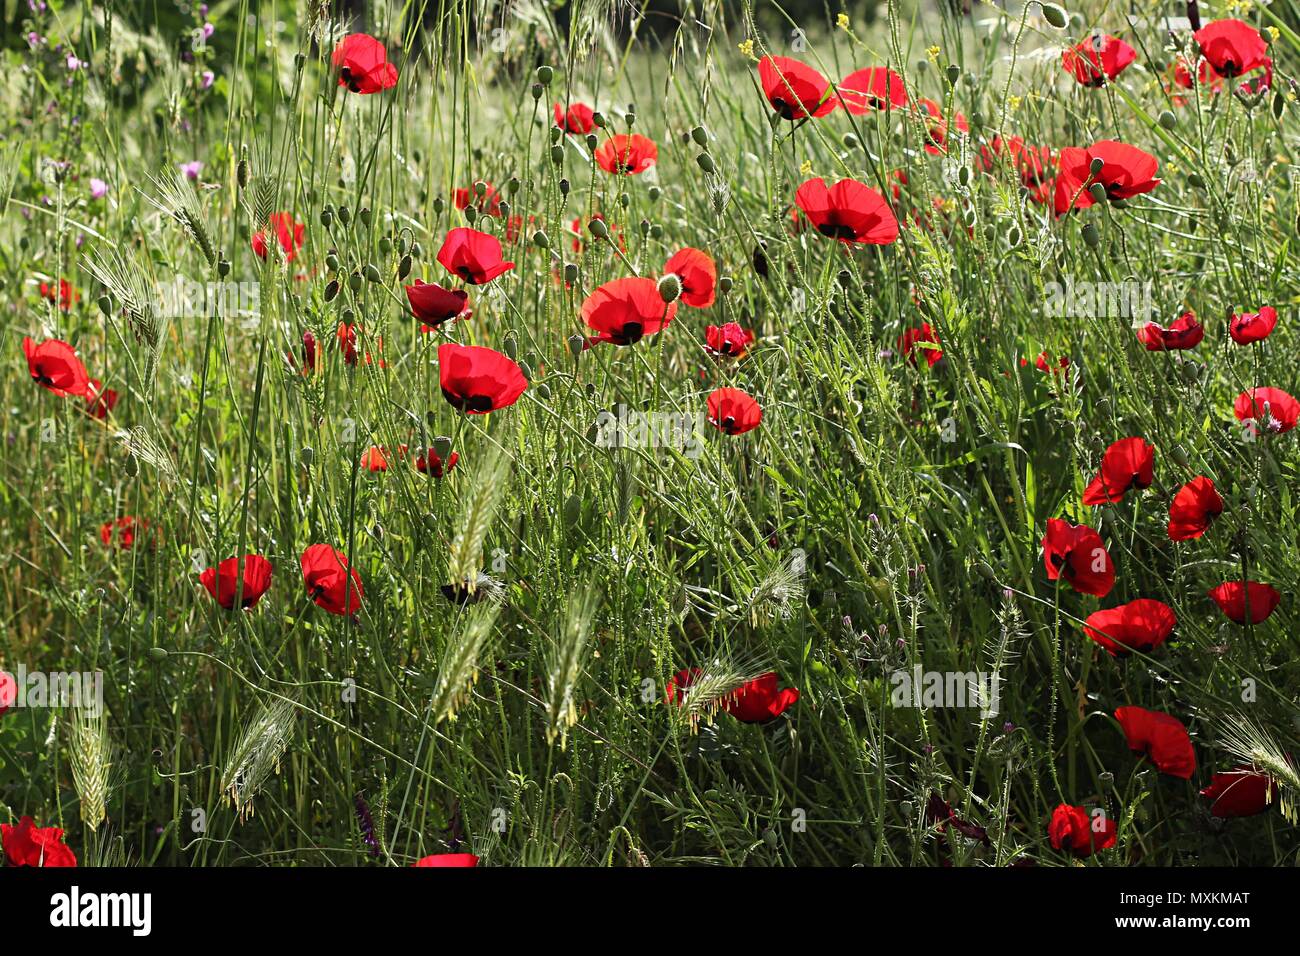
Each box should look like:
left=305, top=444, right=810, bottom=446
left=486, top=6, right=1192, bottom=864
left=613, top=322, right=644, bottom=346
left=772, top=98, right=797, bottom=120
left=818, top=222, right=859, bottom=241
left=443, top=388, right=495, bottom=413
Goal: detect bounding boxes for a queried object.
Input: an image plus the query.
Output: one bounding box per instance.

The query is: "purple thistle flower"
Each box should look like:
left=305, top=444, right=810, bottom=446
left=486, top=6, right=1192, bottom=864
left=354, top=794, right=381, bottom=857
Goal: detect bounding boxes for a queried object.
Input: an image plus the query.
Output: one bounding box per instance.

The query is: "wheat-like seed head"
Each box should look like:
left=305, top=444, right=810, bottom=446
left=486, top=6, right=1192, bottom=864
left=544, top=582, right=601, bottom=749
left=430, top=604, right=500, bottom=725
left=68, top=707, right=115, bottom=831
left=220, top=696, right=296, bottom=823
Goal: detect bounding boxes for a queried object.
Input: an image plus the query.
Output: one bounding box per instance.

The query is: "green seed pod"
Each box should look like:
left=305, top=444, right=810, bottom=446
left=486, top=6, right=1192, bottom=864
left=550, top=144, right=564, bottom=165
left=588, top=218, right=610, bottom=239
left=1272, top=91, right=1284, bottom=119
left=625, top=112, right=636, bottom=128
left=125, top=454, right=138, bottom=477
left=1042, top=3, right=1068, bottom=28
left=397, top=236, right=408, bottom=255
left=1158, top=109, right=1177, bottom=131
left=464, top=204, right=477, bottom=223
left=507, top=176, right=521, bottom=195
left=148, top=646, right=168, bottom=662
left=585, top=133, right=598, bottom=152
left=1170, top=445, right=1189, bottom=467
left=1088, top=183, right=1108, bottom=204
left=348, top=272, right=363, bottom=292
left=359, top=206, right=372, bottom=227
left=946, top=64, right=961, bottom=86
left=563, top=493, right=582, bottom=526
left=1088, top=157, right=1105, bottom=176
left=549, top=126, right=563, bottom=145
left=619, top=193, right=631, bottom=208
left=567, top=334, right=585, bottom=357
left=433, top=435, right=452, bottom=459
left=536, top=65, right=553, bottom=86
left=214, top=256, right=230, bottom=279
left=532, top=230, right=550, bottom=249
left=326, top=253, right=340, bottom=272
left=411, top=241, right=423, bottom=258
left=1081, top=221, right=1101, bottom=246
left=691, top=125, right=709, bottom=146
left=1007, top=225, right=1022, bottom=247
left=399, top=255, right=412, bottom=279
left=504, top=337, right=518, bottom=360
left=697, top=153, right=716, bottom=173
left=518, top=359, right=533, bottom=380
left=433, top=196, right=445, bottom=215
left=559, top=178, right=570, bottom=196
left=657, top=273, right=682, bottom=303
left=650, top=223, right=663, bottom=239
left=320, top=207, right=334, bottom=227
left=842, top=132, right=860, bottom=150
left=300, top=446, right=315, bottom=466
left=537, top=383, right=551, bottom=401
left=1187, top=172, right=1206, bottom=189
left=718, top=276, right=733, bottom=294
left=325, top=279, right=340, bottom=302
left=958, top=164, right=971, bottom=186
left=364, top=263, right=382, bottom=283
left=531, top=82, right=544, bottom=100
left=337, top=205, right=352, bottom=225
left=592, top=111, right=606, bottom=128
left=378, top=236, right=392, bottom=255
left=648, top=186, right=662, bottom=202
left=976, top=561, right=996, bottom=581
left=498, top=200, right=510, bottom=219
left=564, top=262, right=578, bottom=284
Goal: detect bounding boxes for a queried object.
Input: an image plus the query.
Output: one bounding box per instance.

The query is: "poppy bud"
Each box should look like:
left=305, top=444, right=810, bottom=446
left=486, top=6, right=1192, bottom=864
left=537, top=383, right=551, bottom=400
left=1007, top=226, right=1022, bottom=246
left=588, top=217, right=610, bottom=239
left=1042, top=2, right=1068, bottom=28
left=237, top=158, right=250, bottom=189
left=1081, top=222, right=1101, bottom=246
left=650, top=223, right=663, bottom=239
left=945, top=64, right=960, bottom=86
left=364, top=263, right=382, bottom=283
left=433, top=196, right=445, bottom=214
left=97, top=294, right=113, bottom=316
left=325, top=279, right=340, bottom=302
left=657, top=273, right=682, bottom=303
left=464, top=204, right=477, bottom=223
left=639, top=219, right=651, bottom=237
left=619, top=193, right=631, bottom=208
left=585, top=133, right=598, bottom=151
left=378, top=238, right=393, bottom=258
left=752, top=244, right=769, bottom=278
left=359, top=207, right=372, bottom=227
left=518, top=360, right=532, bottom=380
left=625, top=112, right=636, bottom=128
left=1170, top=445, right=1189, bottom=467
left=148, top=647, right=168, bottom=662
left=1099, top=771, right=1114, bottom=789
left=719, top=276, right=733, bottom=294
left=568, top=334, right=585, bottom=357
left=498, top=200, right=510, bottom=219
left=504, top=337, right=518, bottom=360
left=1088, top=183, right=1107, bottom=203
left=125, top=455, right=138, bottom=477
left=1272, top=92, right=1284, bottom=119
left=433, top=435, right=452, bottom=459
left=648, top=186, right=662, bottom=202
left=563, top=494, right=582, bottom=526
left=507, top=176, right=521, bottom=194
left=338, top=205, right=352, bottom=225
left=398, top=236, right=408, bottom=256
left=559, top=178, right=570, bottom=195
left=976, top=561, right=996, bottom=581
left=326, top=253, right=340, bottom=271
left=592, top=111, right=606, bottom=128
left=550, top=144, right=564, bottom=165
left=342, top=309, right=356, bottom=324
left=1088, top=157, right=1105, bottom=176
left=1158, top=110, right=1177, bottom=130
left=531, top=82, right=544, bottom=100
left=697, top=153, right=716, bottom=173
left=1186, top=172, right=1206, bottom=189
left=411, top=241, right=423, bottom=258
left=399, top=255, right=412, bottom=279
left=958, top=164, right=971, bottom=186
left=348, top=272, right=363, bottom=292
left=300, top=446, right=314, bottom=466
left=691, top=125, right=709, bottom=146
left=564, top=262, right=578, bottom=284
left=320, top=207, right=333, bottom=227
left=532, top=230, right=550, bottom=249
left=549, top=125, right=563, bottom=145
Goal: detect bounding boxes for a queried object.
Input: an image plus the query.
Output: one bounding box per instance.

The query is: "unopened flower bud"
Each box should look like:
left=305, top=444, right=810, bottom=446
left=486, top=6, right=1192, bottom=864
left=657, top=272, right=682, bottom=303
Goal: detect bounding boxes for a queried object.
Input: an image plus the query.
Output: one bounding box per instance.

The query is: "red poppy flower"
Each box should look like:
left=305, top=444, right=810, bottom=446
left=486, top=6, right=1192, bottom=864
left=723, top=672, right=799, bottom=722
left=758, top=56, right=837, bottom=119
left=1054, top=140, right=1160, bottom=215
left=1171, top=54, right=1224, bottom=92
left=1114, top=706, right=1196, bottom=779
left=1228, top=306, right=1277, bottom=345
left=405, top=280, right=470, bottom=330
left=23, top=337, right=90, bottom=398
left=593, top=134, right=658, bottom=175
left=663, top=247, right=716, bottom=308
left=1041, top=518, right=1115, bottom=597
left=290, top=329, right=320, bottom=375
left=81, top=379, right=118, bottom=419
left=706, top=387, right=762, bottom=436
left=413, top=853, right=478, bottom=867
left=1167, top=476, right=1223, bottom=541
left=331, top=33, right=399, bottom=94
left=453, top=183, right=502, bottom=216
left=704, top=322, right=755, bottom=360
left=414, top=448, right=458, bottom=478
left=582, top=277, right=677, bottom=346
left=554, top=101, right=595, bottom=134
left=794, top=177, right=899, bottom=245
left=1082, top=599, right=1176, bottom=657
left=436, top=227, right=515, bottom=285
left=914, top=98, right=968, bottom=155
left=1234, top=387, right=1300, bottom=434
left=899, top=324, right=943, bottom=368
left=361, top=446, right=389, bottom=472
left=1208, top=581, right=1281, bottom=625
left=1, top=817, right=77, bottom=867
left=665, top=667, right=703, bottom=706
left=1201, top=767, right=1278, bottom=817
left=839, top=67, right=907, bottom=113
left=252, top=212, right=305, bottom=262
left=978, top=136, right=1055, bottom=202
left=1048, top=804, right=1117, bottom=858
left=1061, top=34, right=1137, bottom=86
left=40, top=278, right=79, bottom=311
left=1083, top=436, right=1154, bottom=505
left=200, top=554, right=273, bottom=611
left=1194, top=19, right=1270, bottom=78
left=300, top=544, right=364, bottom=616
left=438, top=342, right=528, bottom=413
left=0, top=669, right=14, bottom=717
left=1137, top=311, right=1203, bottom=350
left=100, top=515, right=152, bottom=550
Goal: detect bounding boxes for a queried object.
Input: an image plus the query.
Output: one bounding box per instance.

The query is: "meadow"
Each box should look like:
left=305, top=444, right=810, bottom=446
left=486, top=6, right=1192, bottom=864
left=0, top=0, right=1298, bottom=868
